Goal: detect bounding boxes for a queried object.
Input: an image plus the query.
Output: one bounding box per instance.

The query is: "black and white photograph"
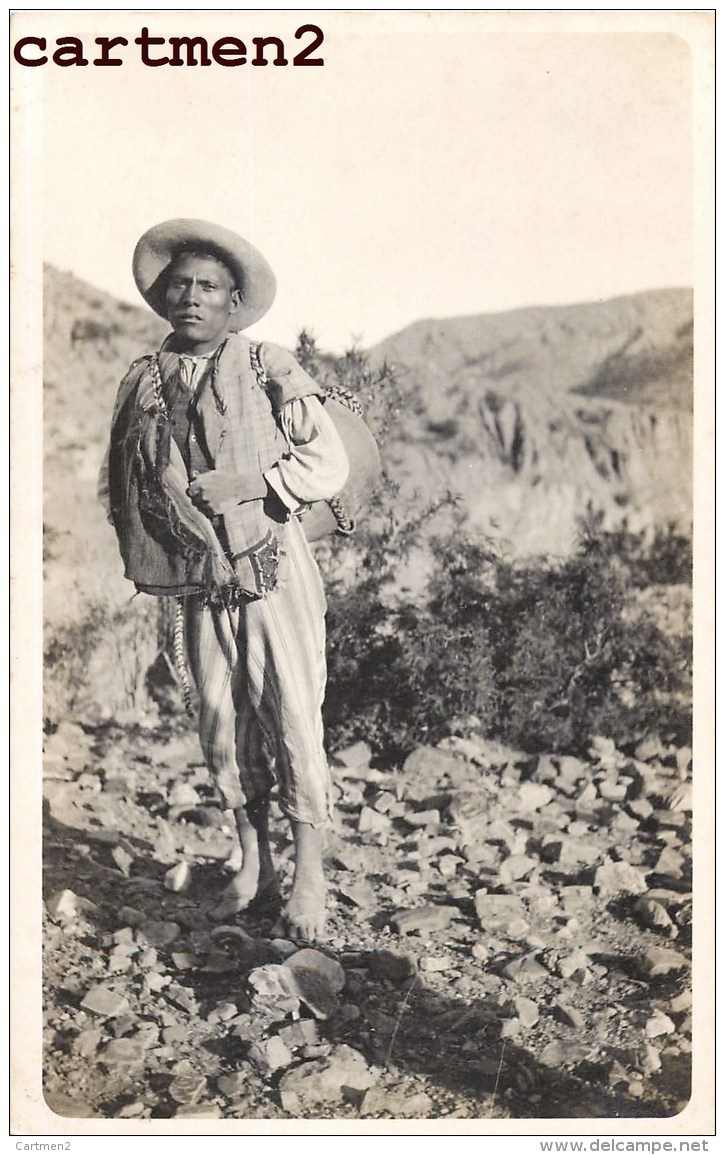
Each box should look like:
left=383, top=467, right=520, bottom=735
left=10, top=8, right=714, bottom=1139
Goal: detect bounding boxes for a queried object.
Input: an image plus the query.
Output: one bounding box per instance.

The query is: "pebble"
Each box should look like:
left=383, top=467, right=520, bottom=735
left=642, top=1044, right=662, bottom=1074
left=111, top=846, right=134, bottom=875
left=163, top=862, right=191, bottom=893
left=80, top=986, right=130, bottom=1019
left=206, top=1001, right=238, bottom=1024
left=46, top=889, right=79, bottom=921
left=514, top=997, right=540, bottom=1027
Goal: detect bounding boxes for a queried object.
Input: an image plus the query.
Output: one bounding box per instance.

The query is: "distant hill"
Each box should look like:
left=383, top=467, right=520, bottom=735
left=42, top=267, right=693, bottom=630
left=365, top=288, right=693, bottom=559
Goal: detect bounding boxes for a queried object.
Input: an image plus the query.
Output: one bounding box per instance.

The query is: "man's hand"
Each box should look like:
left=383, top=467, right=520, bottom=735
left=187, top=470, right=266, bottom=516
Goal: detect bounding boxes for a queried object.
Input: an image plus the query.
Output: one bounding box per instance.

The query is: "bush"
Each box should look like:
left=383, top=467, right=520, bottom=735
left=323, top=523, right=692, bottom=762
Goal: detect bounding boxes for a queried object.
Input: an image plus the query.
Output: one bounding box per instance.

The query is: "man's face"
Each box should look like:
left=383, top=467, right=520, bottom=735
left=165, top=253, right=240, bottom=353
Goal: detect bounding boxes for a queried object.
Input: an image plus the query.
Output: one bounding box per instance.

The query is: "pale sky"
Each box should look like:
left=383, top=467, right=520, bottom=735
left=14, top=10, right=701, bottom=352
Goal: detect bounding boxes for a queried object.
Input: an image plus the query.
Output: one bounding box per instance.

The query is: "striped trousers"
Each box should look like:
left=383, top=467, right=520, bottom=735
left=184, top=518, right=331, bottom=827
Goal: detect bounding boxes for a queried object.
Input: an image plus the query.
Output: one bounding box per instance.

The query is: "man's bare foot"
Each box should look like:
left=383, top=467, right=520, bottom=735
left=283, top=821, right=327, bottom=941
left=211, top=859, right=280, bottom=922
left=284, top=869, right=327, bottom=941
left=210, top=799, right=278, bottom=921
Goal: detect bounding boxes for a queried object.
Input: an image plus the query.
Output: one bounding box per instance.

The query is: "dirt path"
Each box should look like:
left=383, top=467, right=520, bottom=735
left=42, top=716, right=692, bottom=1122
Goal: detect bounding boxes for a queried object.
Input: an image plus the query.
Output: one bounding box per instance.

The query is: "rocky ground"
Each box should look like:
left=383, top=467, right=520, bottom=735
left=42, top=716, right=693, bottom=1123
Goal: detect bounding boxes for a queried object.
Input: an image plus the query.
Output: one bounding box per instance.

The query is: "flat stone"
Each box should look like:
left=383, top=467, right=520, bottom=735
left=594, top=859, right=648, bottom=897
left=392, top=905, right=459, bottom=936
left=366, top=789, right=394, bottom=813
left=540, top=1039, right=589, bottom=1067
left=502, top=954, right=549, bottom=982
left=474, top=892, right=526, bottom=931
left=558, top=839, right=602, bottom=868
left=46, top=889, right=80, bottom=921
left=279, top=1019, right=319, bottom=1050
left=646, top=1010, right=676, bottom=1038
left=278, top=1044, right=376, bottom=1110
left=331, top=740, right=373, bottom=768
left=72, top=1028, right=103, bottom=1057
left=358, top=807, right=392, bottom=835
left=596, top=779, right=628, bottom=802
left=170, top=952, right=203, bottom=970
left=118, top=905, right=146, bottom=928
left=519, top=782, right=554, bottom=811
left=514, top=997, right=539, bottom=1027
left=420, top=956, right=454, bottom=973
left=174, top=1104, right=222, bottom=1119
left=634, top=898, right=678, bottom=939
left=499, top=854, right=537, bottom=883
left=206, top=1000, right=238, bottom=1024
left=404, top=809, right=441, bottom=828
left=217, top=1071, right=248, bottom=1099
left=366, top=950, right=417, bottom=985
left=403, top=745, right=468, bottom=782
left=628, top=797, right=654, bottom=820
left=168, top=1074, right=207, bottom=1105
left=162, top=1025, right=188, bottom=1045
left=168, top=782, right=201, bottom=807
left=283, top=948, right=346, bottom=1019
left=670, top=990, right=692, bottom=1013
left=80, top=986, right=130, bottom=1019
left=640, top=947, right=689, bottom=977
left=248, top=965, right=301, bottom=1018
left=653, top=847, right=686, bottom=877
left=247, top=1035, right=294, bottom=1073
left=100, top=1038, right=145, bottom=1065
left=500, top=1018, right=522, bottom=1040
left=358, top=1086, right=434, bottom=1117
left=553, top=1002, right=586, bottom=1029
left=135, top=920, right=181, bottom=948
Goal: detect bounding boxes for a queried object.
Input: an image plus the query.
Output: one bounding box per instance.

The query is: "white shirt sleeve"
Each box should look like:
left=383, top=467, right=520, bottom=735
left=264, top=396, right=350, bottom=513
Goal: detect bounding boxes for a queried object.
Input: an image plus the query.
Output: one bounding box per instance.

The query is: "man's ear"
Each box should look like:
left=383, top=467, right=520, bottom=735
left=229, top=288, right=243, bottom=318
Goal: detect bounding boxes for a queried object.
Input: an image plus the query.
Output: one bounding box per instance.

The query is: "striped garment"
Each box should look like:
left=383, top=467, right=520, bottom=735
left=183, top=516, right=331, bottom=827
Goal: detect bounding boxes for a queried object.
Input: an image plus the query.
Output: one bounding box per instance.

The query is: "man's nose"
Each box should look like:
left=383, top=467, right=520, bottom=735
left=181, top=278, right=200, bottom=303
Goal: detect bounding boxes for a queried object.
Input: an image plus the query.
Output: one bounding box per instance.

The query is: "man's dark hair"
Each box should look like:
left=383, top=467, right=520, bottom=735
left=169, top=244, right=242, bottom=295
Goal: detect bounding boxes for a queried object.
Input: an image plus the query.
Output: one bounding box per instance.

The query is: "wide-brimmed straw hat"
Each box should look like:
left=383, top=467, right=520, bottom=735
left=133, top=218, right=277, bottom=331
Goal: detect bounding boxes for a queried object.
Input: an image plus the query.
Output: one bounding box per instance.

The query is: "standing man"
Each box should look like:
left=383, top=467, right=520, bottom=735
left=100, top=219, right=349, bottom=941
